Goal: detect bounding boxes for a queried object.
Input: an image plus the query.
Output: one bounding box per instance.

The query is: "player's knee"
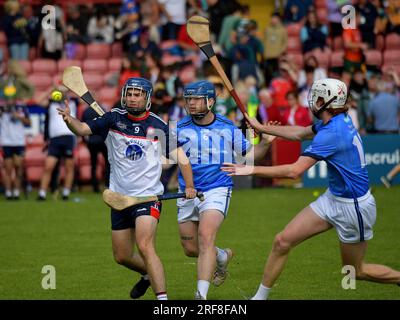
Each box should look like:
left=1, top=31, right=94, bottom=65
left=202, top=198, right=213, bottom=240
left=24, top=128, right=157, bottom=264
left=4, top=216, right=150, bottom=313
left=182, top=244, right=198, bottom=257
left=273, top=233, right=292, bottom=254
left=198, top=231, right=215, bottom=250
left=113, top=253, right=130, bottom=266
left=137, top=241, right=155, bottom=258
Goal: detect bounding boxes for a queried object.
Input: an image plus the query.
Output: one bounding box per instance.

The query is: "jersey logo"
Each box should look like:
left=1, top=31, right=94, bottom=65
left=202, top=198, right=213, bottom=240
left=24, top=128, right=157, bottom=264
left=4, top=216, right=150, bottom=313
left=125, top=143, right=144, bottom=161
left=117, top=121, right=127, bottom=130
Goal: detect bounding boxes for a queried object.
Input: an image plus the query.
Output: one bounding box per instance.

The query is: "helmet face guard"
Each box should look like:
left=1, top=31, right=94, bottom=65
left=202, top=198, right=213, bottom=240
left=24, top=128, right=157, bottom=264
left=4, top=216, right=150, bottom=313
left=183, top=81, right=216, bottom=120
left=121, top=78, right=153, bottom=115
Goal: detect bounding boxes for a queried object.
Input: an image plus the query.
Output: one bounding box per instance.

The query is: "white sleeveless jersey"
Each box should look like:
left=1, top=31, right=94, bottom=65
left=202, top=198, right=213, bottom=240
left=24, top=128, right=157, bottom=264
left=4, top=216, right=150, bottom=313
left=48, top=100, right=77, bottom=138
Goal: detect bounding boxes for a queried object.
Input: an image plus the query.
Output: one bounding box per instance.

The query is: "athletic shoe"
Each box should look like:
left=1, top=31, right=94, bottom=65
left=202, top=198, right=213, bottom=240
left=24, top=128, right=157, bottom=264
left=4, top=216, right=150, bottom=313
left=212, top=248, right=234, bottom=287
left=194, top=290, right=206, bottom=300
left=37, top=196, right=46, bottom=201
left=380, top=176, right=391, bottom=189
left=130, top=276, right=151, bottom=299
left=62, top=195, right=69, bottom=201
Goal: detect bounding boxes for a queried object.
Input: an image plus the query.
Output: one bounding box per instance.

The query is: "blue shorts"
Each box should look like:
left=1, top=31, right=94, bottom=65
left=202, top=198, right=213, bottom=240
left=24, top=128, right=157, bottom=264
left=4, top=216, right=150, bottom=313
left=111, top=201, right=162, bottom=230
left=2, top=146, right=25, bottom=158
left=48, top=135, right=75, bottom=158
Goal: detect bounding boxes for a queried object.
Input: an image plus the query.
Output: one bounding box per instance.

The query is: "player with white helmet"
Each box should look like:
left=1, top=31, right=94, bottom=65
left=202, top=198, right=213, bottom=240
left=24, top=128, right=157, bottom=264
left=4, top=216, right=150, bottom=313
left=222, top=78, right=400, bottom=299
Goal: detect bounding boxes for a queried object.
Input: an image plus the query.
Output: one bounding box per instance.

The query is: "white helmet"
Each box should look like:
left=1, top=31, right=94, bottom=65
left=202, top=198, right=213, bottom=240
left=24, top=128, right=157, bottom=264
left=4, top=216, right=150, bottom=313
left=308, top=78, right=348, bottom=117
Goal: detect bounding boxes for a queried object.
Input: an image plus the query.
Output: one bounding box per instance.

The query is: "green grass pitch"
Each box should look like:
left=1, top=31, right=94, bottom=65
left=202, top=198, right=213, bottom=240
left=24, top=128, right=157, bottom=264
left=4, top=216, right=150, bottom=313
left=0, top=186, right=399, bottom=300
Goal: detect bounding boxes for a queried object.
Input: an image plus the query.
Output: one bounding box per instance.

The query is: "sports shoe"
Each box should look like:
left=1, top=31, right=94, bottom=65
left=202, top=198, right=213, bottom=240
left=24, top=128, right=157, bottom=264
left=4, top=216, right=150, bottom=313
left=37, top=195, right=46, bottom=201
left=212, top=248, right=234, bottom=287
left=130, top=276, right=151, bottom=299
left=194, top=290, right=206, bottom=300
left=380, top=176, right=391, bottom=189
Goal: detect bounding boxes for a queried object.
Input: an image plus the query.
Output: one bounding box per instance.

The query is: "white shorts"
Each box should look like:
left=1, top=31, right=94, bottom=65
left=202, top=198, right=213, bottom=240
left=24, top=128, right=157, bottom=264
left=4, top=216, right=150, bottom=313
left=310, top=189, right=376, bottom=243
left=177, top=187, right=232, bottom=223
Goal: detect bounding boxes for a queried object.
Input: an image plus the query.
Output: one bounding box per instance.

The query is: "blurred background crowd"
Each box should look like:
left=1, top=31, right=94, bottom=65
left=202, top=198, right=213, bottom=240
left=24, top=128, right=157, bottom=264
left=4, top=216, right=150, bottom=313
left=0, top=0, right=399, bottom=200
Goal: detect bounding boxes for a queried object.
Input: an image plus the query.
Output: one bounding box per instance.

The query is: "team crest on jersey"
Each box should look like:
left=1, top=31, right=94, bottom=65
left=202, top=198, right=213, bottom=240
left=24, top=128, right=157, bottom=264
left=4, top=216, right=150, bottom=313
left=125, top=143, right=144, bottom=161
left=117, top=121, right=127, bottom=130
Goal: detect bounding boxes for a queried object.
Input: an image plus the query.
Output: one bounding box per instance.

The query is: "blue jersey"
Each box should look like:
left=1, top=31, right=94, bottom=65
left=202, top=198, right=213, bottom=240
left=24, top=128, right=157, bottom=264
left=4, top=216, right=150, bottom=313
left=302, top=113, right=369, bottom=198
left=177, top=114, right=251, bottom=192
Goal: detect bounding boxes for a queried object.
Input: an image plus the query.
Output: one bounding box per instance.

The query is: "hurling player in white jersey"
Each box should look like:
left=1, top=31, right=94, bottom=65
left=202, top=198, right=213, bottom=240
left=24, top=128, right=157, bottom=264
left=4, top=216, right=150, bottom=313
left=58, top=77, right=197, bottom=300
left=222, top=79, right=400, bottom=299
left=177, top=80, right=275, bottom=300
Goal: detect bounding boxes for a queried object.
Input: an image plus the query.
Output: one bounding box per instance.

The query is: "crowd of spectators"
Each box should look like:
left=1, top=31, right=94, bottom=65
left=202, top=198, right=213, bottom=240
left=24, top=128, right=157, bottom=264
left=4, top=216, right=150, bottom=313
left=0, top=0, right=399, bottom=197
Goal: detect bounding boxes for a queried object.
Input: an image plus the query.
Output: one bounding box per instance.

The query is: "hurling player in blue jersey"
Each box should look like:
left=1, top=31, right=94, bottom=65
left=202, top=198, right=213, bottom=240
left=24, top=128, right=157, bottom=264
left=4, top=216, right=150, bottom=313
left=222, top=78, right=400, bottom=299
left=57, top=77, right=196, bottom=300
left=177, top=80, right=274, bottom=299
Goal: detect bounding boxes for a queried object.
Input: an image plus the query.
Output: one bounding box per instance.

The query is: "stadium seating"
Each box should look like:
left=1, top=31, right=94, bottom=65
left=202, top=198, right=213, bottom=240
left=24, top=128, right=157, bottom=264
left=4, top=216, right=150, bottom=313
left=0, top=31, right=6, bottom=45
left=26, top=134, right=44, bottom=148
left=83, top=72, right=104, bottom=90
left=83, top=59, right=108, bottom=73
left=286, top=37, right=302, bottom=53
left=286, top=23, right=302, bottom=37
left=329, top=51, right=344, bottom=68
left=385, top=33, right=400, bottom=50
left=98, top=86, right=118, bottom=109
left=376, top=34, right=385, bottom=51
left=365, top=50, right=382, bottom=67
left=28, top=74, right=53, bottom=91
left=18, top=60, right=32, bottom=74
left=111, top=42, right=123, bottom=57
left=86, top=43, right=111, bottom=59
left=383, top=50, right=400, bottom=65
left=32, top=59, right=57, bottom=75
left=108, top=58, right=122, bottom=72
left=57, top=59, right=82, bottom=73
left=71, top=43, right=87, bottom=60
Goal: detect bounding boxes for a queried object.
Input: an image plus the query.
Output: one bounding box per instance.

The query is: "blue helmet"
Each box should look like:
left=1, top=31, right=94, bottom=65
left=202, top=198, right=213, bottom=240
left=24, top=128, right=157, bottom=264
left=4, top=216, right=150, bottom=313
left=121, top=77, right=153, bottom=112
left=183, top=80, right=216, bottom=100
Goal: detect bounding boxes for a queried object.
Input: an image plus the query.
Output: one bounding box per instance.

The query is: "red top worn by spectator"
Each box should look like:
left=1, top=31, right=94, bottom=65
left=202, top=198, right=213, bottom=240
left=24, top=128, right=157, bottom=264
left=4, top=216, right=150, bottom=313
left=281, top=91, right=312, bottom=126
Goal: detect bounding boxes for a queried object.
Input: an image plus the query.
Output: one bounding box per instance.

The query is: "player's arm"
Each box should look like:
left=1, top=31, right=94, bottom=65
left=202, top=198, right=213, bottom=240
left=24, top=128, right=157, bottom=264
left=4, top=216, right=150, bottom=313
left=221, top=156, right=317, bottom=179
left=169, top=147, right=196, bottom=199
left=245, top=114, right=315, bottom=141
left=58, top=99, right=92, bottom=136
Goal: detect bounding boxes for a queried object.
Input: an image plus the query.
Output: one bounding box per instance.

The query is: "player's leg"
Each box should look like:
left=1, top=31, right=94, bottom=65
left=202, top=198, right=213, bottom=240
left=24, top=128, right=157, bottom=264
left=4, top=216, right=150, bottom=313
left=381, top=164, right=400, bottom=188
left=340, top=241, right=400, bottom=284
left=62, top=157, right=74, bottom=200
left=135, top=215, right=167, bottom=300
left=12, top=153, right=23, bottom=199
left=3, top=154, right=13, bottom=199
left=38, top=155, right=58, bottom=200
left=112, top=228, right=146, bottom=273
left=252, top=206, right=332, bottom=300
left=196, top=209, right=225, bottom=299
left=179, top=220, right=199, bottom=257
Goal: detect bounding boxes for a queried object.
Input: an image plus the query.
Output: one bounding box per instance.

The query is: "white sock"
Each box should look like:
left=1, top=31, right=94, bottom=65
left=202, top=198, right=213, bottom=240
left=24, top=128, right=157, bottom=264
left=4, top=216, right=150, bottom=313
left=156, top=292, right=168, bottom=300
left=197, top=280, right=210, bottom=299
left=216, top=247, right=228, bottom=270
left=62, top=188, right=70, bottom=197
left=13, top=189, right=20, bottom=197
left=39, top=189, right=46, bottom=198
left=251, top=283, right=271, bottom=300
left=5, top=190, right=12, bottom=197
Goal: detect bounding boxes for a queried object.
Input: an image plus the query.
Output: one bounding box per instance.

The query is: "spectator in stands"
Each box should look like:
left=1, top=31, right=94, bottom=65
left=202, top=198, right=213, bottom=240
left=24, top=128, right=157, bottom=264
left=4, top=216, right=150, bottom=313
left=81, top=106, right=109, bottom=193
left=177, top=23, right=200, bottom=56
left=140, top=0, right=162, bottom=44
left=38, top=17, right=66, bottom=60
left=115, top=0, right=140, bottom=49
left=297, top=55, right=327, bottom=88
left=355, top=0, right=378, bottom=48
left=206, top=0, right=241, bottom=40
left=118, top=56, right=141, bottom=93
left=346, top=94, right=360, bottom=130
left=327, top=0, right=351, bottom=38
left=357, top=72, right=380, bottom=134
left=158, top=0, right=189, bottom=41
left=218, top=3, right=243, bottom=54
left=22, top=4, right=41, bottom=50
left=283, top=0, right=313, bottom=24
left=343, top=13, right=369, bottom=73
left=36, top=86, right=78, bottom=201
left=300, top=9, right=329, bottom=54
left=66, top=5, right=89, bottom=44
left=281, top=91, right=312, bottom=127
left=269, top=57, right=297, bottom=110
left=209, top=76, right=236, bottom=120
left=3, top=0, right=29, bottom=60
left=386, top=0, right=400, bottom=34
left=263, top=12, right=287, bottom=87
left=128, top=26, right=162, bottom=61
left=367, top=74, right=400, bottom=134
left=87, top=6, right=115, bottom=44
left=0, top=60, right=32, bottom=200
left=349, top=69, right=368, bottom=102
left=144, top=52, right=162, bottom=85
left=258, top=88, right=282, bottom=124
left=298, top=69, right=314, bottom=115
left=161, top=63, right=184, bottom=99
